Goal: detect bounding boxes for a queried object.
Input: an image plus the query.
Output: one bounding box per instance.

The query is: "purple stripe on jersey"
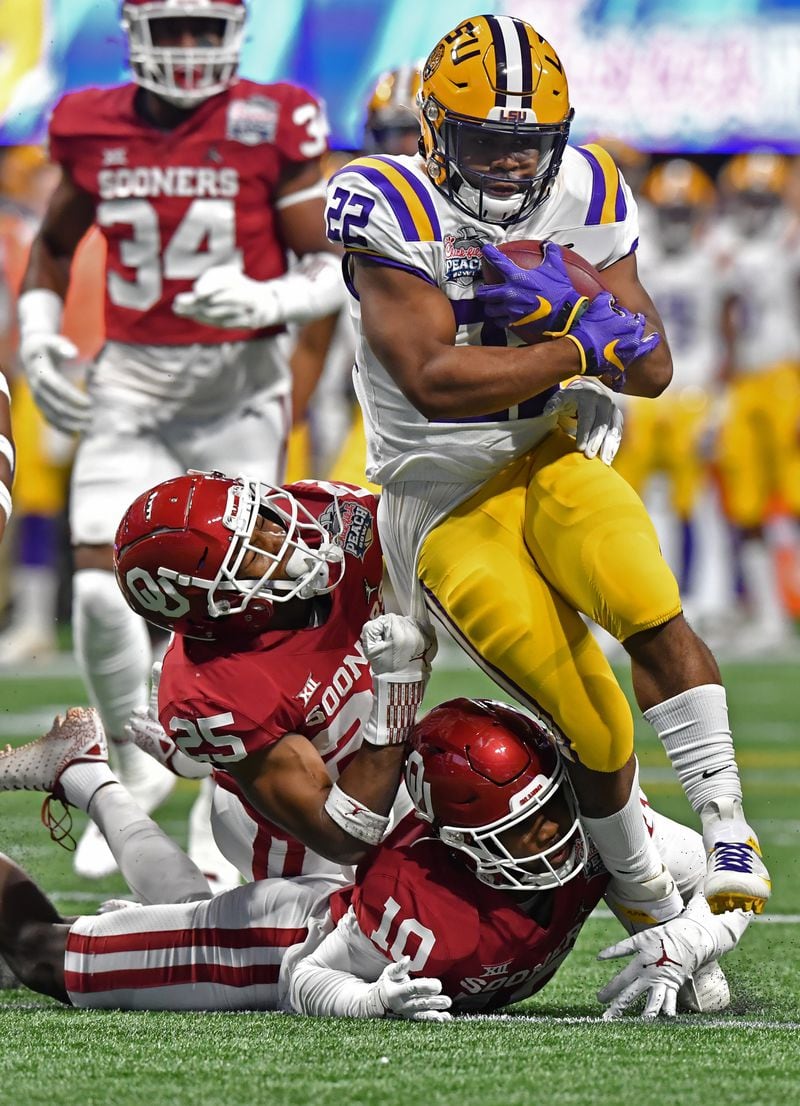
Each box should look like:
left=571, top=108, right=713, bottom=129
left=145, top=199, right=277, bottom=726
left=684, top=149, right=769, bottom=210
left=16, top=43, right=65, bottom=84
left=449, top=298, right=485, bottom=326
left=342, top=165, right=417, bottom=241
left=576, top=146, right=606, bottom=225
left=614, top=172, right=627, bottom=221
left=347, top=252, right=437, bottom=297
left=369, top=156, right=442, bottom=239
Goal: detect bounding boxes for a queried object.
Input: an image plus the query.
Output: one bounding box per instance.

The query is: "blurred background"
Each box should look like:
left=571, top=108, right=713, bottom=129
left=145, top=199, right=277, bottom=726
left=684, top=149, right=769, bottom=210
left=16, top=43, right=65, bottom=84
left=1, top=0, right=800, bottom=666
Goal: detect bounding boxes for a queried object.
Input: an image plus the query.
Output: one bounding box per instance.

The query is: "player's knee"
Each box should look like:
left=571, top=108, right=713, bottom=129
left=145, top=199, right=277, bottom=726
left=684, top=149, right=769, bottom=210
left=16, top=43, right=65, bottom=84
left=563, top=690, right=633, bottom=775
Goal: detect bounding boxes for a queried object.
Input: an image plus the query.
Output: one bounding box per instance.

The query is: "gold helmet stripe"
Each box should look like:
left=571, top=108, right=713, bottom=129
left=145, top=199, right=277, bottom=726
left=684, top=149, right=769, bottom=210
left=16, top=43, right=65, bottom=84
left=578, top=144, right=627, bottom=225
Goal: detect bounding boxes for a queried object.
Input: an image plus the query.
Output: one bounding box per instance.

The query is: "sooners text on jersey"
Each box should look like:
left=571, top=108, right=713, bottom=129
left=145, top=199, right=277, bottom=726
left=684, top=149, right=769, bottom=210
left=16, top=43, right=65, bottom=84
left=158, top=481, right=383, bottom=818
left=348, top=818, right=609, bottom=1012
left=49, top=80, right=328, bottom=346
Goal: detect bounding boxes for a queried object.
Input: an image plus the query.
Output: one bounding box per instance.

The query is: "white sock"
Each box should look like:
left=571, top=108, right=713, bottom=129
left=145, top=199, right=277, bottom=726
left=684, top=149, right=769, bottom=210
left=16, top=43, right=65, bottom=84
left=87, top=782, right=212, bottom=904
left=7, top=565, right=58, bottom=637
left=643, top=684, right=743, bottom=815
left=59, top=761, right=118, bottom=810
left=72, top=568, right=152, bottom=738
left=579, top=760, right=666, bottom=885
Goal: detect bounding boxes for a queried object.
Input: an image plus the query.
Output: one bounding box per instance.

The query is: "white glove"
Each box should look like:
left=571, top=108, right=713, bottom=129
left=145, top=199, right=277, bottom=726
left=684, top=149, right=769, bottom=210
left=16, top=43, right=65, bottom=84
left=124, top=661, right=211, bottom=779
left=543, top=378, right=623, bottom=465
left=360, top=613, right=436, bottom=676
left=597, top=893, right=751, bottom=1019
left=368, top=956, right=452, bottom=1022
left=173, top=264, right=282, bottom=329
left=19, top=332, right=90, bottom=433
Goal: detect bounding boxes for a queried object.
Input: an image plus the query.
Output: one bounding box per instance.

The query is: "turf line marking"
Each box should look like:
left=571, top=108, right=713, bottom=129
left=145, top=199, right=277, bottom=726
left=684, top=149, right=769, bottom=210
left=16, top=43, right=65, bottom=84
left=462, top=1014, right=800, bottom=1029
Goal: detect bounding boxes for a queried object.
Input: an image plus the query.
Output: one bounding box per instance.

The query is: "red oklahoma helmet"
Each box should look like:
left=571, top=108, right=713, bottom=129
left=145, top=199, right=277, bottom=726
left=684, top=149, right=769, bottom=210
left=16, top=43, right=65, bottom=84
left=114, top=471, right=345, bottom=641
left=405, top=698, right=586, bottom=891
left=121, top=0, right=247, bottom=108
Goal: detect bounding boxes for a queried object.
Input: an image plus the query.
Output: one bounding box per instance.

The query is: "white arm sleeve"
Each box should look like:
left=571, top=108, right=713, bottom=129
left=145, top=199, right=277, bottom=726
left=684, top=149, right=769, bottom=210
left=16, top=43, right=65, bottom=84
left=267, top=252, right=346, bottom=324
left=288, top=907, right=392, bottom=1018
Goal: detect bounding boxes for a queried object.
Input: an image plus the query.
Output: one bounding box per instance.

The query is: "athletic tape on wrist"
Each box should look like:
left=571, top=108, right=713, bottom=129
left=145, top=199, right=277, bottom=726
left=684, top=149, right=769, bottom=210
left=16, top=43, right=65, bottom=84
left=323, top=782, right=390, bottom=845
left=0, top=371, right=10, bottom=401
left=0, top=434, right=14, bottom=470
left=370, top=670, right=426, bottom=746
left=0, top=481, right=12, bottom=522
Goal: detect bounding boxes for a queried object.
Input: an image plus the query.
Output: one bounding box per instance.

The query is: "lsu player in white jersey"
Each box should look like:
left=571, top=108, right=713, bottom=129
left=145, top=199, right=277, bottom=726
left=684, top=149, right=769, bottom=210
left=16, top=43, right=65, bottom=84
left=716, top=153, right=800, bottom=649
left=615, top=160, right=731, bottom=625
left=316, top=15, right=770, bottom=918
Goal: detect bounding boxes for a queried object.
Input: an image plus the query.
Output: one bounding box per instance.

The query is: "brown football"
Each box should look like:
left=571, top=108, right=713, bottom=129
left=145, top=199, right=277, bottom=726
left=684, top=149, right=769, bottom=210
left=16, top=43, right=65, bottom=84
left=481, top=239, right=608, bottom=345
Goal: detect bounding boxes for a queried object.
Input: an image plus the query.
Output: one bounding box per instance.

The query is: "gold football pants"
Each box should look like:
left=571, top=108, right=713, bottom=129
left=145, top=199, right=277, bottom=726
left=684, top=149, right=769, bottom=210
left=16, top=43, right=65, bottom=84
left=418, top=431, right=682, bottom=772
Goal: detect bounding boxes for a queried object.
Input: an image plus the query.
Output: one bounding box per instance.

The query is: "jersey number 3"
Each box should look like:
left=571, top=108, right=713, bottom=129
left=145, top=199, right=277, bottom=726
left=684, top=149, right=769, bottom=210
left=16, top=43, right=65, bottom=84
left=97, top=197, right=241, bottom=311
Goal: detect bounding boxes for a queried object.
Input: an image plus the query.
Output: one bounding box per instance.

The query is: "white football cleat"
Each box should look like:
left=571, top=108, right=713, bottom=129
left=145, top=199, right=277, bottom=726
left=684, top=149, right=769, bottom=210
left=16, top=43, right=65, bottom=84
left=704, top=839, right=771, bottom=914
left=0, top=707, right=107, bottom=798
left=677, top=960, right=731, bottom=1013
left=702, top=798, right=771, bottom=914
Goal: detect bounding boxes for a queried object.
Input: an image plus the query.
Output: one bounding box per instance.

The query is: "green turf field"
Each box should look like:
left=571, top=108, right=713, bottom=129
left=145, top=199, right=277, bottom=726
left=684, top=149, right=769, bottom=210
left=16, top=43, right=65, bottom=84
left=0, top=657, right=798, bottom=1106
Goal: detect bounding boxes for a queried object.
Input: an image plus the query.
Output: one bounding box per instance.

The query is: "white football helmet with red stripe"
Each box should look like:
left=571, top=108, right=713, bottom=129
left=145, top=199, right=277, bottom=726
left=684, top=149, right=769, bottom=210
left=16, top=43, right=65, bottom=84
left=122, top=0, right=246, bottom=108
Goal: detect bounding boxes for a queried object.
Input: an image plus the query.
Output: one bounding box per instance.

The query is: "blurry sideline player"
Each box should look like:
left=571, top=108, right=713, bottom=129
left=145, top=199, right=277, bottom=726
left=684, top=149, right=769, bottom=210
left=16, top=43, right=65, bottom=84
left=0, top=147, right=105, bottom=664
left=715, top=153, right=800, bottom=650
left=0, top=364, right=13, bottom=548
left=0, top=699, right=749, bottom=1018
left=288, top=66, right=425, bottom=489
left=113, top=471, right=431, bottom=884
left=615, top=159, right=731, bottom=627
left=321, top=15, right=770, bottom=916
left=16, top=1, right=345, bottom=880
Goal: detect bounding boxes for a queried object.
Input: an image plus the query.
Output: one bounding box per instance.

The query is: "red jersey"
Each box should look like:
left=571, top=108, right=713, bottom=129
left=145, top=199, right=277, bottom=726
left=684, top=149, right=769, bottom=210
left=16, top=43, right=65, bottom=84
left=159, top=482, right=383, bottom=805
left=343, top=817, right=609, bottom=1013
left=49, top=80, right=328, bottom=346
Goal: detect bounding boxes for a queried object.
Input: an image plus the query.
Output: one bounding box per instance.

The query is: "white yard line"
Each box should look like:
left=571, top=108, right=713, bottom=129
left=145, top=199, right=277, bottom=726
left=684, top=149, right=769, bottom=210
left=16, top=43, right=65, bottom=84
left=462, top=1013, right=800, bottom=1029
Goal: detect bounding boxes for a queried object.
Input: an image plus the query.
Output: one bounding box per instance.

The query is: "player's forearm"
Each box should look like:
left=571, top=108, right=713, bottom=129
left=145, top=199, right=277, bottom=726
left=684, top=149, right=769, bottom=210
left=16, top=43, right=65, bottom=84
left=395, top=338, right=584, bottom=420
left=20, top=237, right=73, bottom=300
left=620, top=333, right=673, bottom=398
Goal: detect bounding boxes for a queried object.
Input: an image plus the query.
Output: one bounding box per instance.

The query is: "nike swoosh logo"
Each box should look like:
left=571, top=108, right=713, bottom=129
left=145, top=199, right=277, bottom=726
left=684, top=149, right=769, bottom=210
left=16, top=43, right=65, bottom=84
left=701, top=765, right=732, bottom=779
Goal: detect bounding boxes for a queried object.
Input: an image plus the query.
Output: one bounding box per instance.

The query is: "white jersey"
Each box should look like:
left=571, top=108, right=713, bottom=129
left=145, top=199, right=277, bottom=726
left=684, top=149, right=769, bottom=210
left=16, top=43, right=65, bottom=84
left=718, top=213, right=800, bottom=374
left=325, top=145, right=639, bottom=488
left=637, top=235, right=724, bottom=393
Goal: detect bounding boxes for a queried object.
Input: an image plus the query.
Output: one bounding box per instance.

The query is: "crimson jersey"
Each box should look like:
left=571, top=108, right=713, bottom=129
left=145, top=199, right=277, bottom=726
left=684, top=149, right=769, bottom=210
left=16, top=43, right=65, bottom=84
left=344, top=818, right=609, bottom=1012
left=159, top=482, right=383, bottom=811
left=49, top=80, right=328, bottom=346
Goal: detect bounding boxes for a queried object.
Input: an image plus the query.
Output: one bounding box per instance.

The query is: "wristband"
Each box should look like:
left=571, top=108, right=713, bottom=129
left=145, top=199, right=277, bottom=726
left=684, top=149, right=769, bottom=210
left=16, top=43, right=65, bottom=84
left=17, top=288, right=64, bottom=337
left=365, top=671, right=426, bottom=746
left=323, top=782, right=390, bottom=845
left=0, top=434, right=14, bottom=471
left=0, top=482, right=12, bottom=522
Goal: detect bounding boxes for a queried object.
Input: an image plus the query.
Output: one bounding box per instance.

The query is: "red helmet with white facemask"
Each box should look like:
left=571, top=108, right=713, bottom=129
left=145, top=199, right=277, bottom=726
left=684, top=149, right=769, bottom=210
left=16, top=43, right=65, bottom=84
left=121, top=0, right=246, bottom=109
left=406, top=698, right=586, bottom=892
left=114, top=471, right=345, bottom=641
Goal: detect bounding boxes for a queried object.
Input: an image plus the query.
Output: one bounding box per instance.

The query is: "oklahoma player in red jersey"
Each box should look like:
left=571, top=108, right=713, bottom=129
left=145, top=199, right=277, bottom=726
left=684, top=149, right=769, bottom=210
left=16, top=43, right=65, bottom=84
left=0, top=700, right=749, bottom=1018
left=113, top=470, right=432, bottom=883
left=16, top=0, right=346, bottom=881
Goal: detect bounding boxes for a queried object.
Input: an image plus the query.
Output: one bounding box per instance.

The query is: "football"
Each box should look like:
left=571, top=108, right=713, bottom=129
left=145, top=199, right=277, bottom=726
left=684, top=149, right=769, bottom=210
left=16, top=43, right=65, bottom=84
left=481, top=239, right=608, bottom=345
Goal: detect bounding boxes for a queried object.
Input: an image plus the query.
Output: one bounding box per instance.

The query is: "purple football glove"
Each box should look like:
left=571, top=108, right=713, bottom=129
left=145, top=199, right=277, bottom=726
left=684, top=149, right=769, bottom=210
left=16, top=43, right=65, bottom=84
left=477, top=241, right=589, bottom=337
left=565, top=293, right=661, bottom=391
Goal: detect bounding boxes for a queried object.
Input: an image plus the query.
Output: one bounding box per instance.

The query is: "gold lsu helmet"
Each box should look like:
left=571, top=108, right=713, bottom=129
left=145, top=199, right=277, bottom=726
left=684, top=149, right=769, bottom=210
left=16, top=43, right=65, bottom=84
left=643, top=159, right=716, bottom=209
left=419, top=14, right=572, bottom=225
left=718, top=152, right=789, bottom=198
left=365, top=64, right=422, bottom=151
